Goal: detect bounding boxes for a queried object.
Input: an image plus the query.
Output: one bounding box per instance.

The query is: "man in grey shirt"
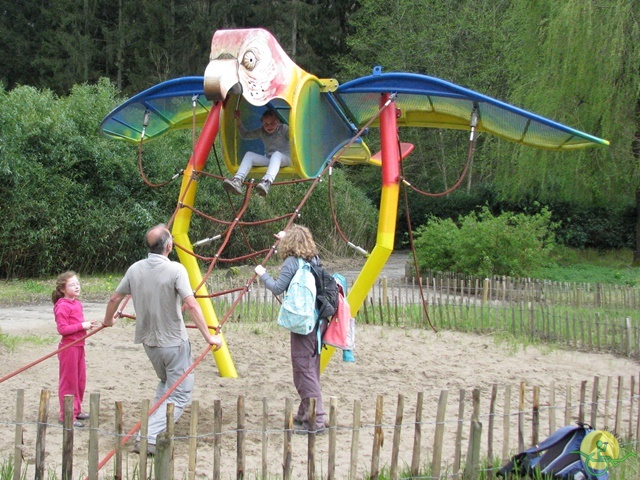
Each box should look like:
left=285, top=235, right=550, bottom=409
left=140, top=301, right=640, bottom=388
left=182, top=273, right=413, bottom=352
left=102, top=224, right=222, bottom=454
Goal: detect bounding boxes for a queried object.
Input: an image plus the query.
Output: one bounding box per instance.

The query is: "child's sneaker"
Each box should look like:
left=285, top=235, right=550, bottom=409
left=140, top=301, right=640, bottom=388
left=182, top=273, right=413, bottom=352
left=255, top=179, right=271, bottom=197
left=223, top=177, right=244, bottom=195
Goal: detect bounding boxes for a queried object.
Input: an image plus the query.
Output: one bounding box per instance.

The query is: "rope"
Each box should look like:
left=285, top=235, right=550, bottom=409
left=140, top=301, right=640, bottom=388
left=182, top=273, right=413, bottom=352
left=136, top=109, right=183, bottom=188
left=318, top=93, right=399, bottom=254
left=400, top=104, right=478, bottom=198
left=400, top=157, right=437, bottom=333
left=90, top=342, right=216, bottom=477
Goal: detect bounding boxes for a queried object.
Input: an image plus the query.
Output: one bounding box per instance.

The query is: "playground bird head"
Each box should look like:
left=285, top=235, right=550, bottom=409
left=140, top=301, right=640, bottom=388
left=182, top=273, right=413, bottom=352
left=204, top=28, right=304, bottom=107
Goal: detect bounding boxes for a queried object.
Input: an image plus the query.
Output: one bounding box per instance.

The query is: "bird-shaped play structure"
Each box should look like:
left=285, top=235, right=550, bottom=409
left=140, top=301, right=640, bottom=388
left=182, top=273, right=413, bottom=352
left=100, top=28, right=608, bottom=378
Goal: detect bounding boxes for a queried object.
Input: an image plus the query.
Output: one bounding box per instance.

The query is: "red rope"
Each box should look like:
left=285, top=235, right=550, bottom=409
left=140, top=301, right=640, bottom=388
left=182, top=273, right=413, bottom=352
left=401, top=159, right=437, bottom=333
left=400, top=128, right=477, bottom=197
left=90, top=343, right=216, bottom=477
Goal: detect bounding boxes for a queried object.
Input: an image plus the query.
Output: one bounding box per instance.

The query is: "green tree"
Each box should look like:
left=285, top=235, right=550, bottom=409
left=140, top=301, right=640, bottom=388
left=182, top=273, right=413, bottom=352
left=493, top=0, right=640, bottom=263
left=334, top=0, right=511, bottom=228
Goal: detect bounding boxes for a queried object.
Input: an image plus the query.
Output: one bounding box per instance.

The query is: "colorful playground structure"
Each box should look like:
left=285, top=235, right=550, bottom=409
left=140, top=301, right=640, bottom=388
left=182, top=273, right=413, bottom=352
left=100, top=28, right=608, bottom=378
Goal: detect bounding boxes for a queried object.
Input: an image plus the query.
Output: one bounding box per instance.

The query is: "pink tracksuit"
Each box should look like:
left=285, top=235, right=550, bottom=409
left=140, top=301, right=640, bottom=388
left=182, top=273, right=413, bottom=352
left=54, top=298, right=87, bottom=421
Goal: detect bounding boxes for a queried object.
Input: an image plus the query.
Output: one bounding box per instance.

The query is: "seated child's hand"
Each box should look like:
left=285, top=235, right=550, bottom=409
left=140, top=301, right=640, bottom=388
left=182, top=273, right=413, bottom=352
left=275, top=230, right=286, bottom=239
left=255, top=265, right=266, bottom=276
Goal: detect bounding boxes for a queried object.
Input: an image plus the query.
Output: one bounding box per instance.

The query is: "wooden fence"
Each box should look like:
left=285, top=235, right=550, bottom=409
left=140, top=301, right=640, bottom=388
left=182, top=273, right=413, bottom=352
left=208, top=274, right=640, bottom=358
left=209, top=270, right=640, bottom=311
left=7, top=374, right=640, bottom=479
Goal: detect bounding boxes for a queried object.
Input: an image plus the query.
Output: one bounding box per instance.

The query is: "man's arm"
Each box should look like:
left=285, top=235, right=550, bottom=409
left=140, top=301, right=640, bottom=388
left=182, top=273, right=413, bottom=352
left=183, top=295, right=222, bottom=347
left=102, top=292, right=126, bottom=327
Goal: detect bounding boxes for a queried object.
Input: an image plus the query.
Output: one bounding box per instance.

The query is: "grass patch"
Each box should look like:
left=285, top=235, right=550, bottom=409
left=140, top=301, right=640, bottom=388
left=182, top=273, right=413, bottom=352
left=0, top=273, right=123, bottom=306
left=533, top=247, right=640, bottom=286
left=0, top=333, right=56, bottom=353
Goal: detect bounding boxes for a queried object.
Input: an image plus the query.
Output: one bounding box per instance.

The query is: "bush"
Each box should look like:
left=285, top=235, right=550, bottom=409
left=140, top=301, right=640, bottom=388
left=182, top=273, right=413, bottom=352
left=414, top=207, right=558, bottom=277
left=400, top=187, right=636, bottom=251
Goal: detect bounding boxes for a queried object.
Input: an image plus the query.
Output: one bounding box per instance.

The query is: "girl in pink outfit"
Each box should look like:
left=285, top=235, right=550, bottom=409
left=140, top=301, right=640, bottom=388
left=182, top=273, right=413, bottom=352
left=52, top=271, right=97, bottom=426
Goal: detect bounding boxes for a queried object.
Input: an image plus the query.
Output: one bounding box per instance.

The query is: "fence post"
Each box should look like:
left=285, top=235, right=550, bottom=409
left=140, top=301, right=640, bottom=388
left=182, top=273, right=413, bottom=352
left=13, top=389, right=24, bottom=480
left=165, top=402, right=175, bottom=477
left=62, top=395, right=74, bottom=480
left=628, top=375, right=635, bottom=440
left=261, top=398, right=268, bottom=480
left=237, top=395, right=246, bottom=479
left=453, top=389, right=466, bottom=478
left=518, top=382, right=525, bottom=452
left=328, top=396, right=338, bottom=480
left=283, top=398, right=293, bottom=480
left=565, top=385, right=573, bottom=426
left=308, top=398, right=317, bottom=480
left=35, top=388, right=50, bottom=480
left=189, top=400, right=199, bottom=480
left=114, top=401, right=123, bottom=480
left=579, top=381, right=587, bottom=424
left=463, top=388, right=482, bottom=480
left=390, top=394, right=404, bottom=480
left=548, top=381, right=556, bottom=435
left=482, top=278, right=490, bottom=305
left=431, top=390, right=448, bottom=479
left=590, top=376, right=600, bottom=428
left=487, top=383, right=497, bottom=477
left=349, top=399, right=361, bottom=480
left=532, top=386, right=539, bottom=447
left=502, top=385, right=511, bottom=464
left=410, top=392, right=423, bottom=478
left=604, top=377, right=612, bottom=429
left=615, top=376, right=623, bottom=436
left=139, top=398, right=150, bottom=477
left=154, top=432, right=171, bottom=480
left=87, top=393, right=100, bottom=480
left=214, top=399, right=222, bottom=480
left=370, top=395, right=384, bottom=480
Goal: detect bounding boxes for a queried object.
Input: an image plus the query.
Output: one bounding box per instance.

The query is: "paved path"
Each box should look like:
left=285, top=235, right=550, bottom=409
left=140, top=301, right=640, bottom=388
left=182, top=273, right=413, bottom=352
left=337, top=251, right=409, bottom=282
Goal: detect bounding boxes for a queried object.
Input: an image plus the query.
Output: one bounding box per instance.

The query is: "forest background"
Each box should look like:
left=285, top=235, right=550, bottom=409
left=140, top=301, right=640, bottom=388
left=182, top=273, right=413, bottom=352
left=0, top=0, right=639, bottom=279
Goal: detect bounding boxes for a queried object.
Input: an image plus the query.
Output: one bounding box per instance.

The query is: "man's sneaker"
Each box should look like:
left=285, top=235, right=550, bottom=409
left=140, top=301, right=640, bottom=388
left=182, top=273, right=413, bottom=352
left=133, top=442, right=156, bottom=456
left=255, top=179, right=271, bottom=197
left=223, top=177, right=244, bottom=196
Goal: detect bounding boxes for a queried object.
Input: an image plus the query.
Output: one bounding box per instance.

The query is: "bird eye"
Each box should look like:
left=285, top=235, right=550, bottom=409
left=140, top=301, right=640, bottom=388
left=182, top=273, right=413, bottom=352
left=241, top=51, right=257, bottom=71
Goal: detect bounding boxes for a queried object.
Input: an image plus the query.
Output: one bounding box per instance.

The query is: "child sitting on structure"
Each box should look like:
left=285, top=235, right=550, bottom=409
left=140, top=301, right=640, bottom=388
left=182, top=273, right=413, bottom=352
left=223, top=109, right=290, bottom=197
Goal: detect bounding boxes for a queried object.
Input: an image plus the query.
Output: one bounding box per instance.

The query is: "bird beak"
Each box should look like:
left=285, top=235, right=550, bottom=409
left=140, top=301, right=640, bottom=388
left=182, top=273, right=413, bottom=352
left=204, top=57, right=242, bottom=103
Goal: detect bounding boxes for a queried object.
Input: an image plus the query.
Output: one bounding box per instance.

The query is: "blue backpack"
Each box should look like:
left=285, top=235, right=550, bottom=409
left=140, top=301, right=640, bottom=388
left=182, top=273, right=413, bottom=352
left=497, top=422, right=608, bottom=479
left=277, top=258, right=318, bottom=335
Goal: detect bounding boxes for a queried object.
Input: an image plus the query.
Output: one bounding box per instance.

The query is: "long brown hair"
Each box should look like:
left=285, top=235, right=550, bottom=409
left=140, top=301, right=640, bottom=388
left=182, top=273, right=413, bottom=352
left=52, top=271, right=77, bottom=304
left=278, top=224, right=318, bottom=261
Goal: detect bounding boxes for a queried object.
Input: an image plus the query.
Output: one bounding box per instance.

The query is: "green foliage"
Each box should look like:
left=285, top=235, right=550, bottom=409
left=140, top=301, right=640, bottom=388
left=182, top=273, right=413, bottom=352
left=493, top=0, right=640, bottom=207
left=0, top=81, right=377, bottom=278
left=414, top=207, right=558, bottom=277
left=0, top=333, right=56, bottom=353
left=401, top=187, right=635, bottom=251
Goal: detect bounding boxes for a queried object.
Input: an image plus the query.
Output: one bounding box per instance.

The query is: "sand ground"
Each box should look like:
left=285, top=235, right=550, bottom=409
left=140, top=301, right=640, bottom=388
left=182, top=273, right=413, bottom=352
left=0, top=254, right=638, bottom=478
